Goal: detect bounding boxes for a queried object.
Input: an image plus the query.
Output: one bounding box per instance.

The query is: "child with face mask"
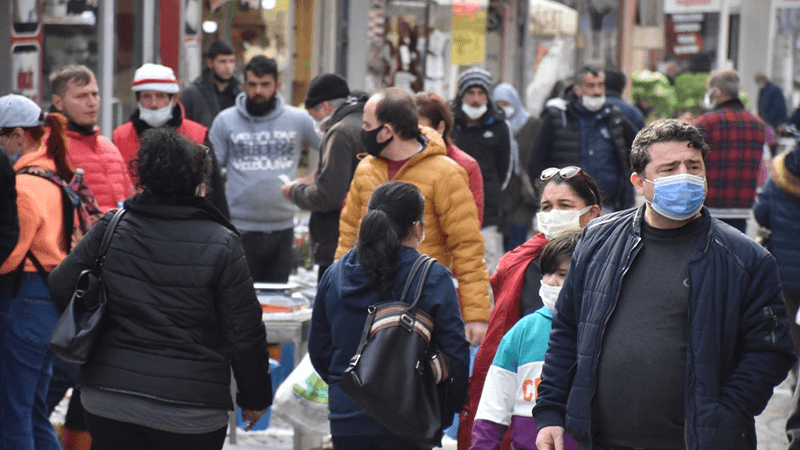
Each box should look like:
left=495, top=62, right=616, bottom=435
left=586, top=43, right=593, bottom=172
left=469, top=229, right=583, bottom=450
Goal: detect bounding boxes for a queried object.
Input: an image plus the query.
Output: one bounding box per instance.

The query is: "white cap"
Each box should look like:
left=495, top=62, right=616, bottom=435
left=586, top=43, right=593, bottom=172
left=0, top=94, right=43, bottom=128
left=131, top=63, right=180, bottom=94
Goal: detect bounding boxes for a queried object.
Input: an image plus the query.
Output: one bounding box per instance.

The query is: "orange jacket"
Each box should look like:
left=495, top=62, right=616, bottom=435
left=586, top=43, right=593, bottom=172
left=0, top=147, right=67, bottom=274
left=334, top=126, right=491, bottom=323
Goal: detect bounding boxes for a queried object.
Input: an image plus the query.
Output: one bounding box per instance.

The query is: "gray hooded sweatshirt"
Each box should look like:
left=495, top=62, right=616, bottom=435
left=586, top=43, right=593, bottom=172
left=209, top=93, right=320, bottom=232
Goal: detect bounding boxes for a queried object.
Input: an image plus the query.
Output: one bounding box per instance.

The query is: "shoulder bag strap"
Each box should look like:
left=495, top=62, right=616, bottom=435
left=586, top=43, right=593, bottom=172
left=398, top=255, right=430, bottom=304
left=406, top=257, right=436, bottom=311
left=94, top=209, right=127, bottom=271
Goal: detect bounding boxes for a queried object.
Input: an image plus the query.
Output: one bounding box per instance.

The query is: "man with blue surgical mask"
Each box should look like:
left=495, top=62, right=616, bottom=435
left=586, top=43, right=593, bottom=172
left=534, top=119, right=794, bottom=450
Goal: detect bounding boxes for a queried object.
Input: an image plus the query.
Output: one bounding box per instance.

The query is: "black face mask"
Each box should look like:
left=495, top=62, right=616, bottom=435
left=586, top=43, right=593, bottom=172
left=360, top=125, right=393, bottom=157
left=245, top=95, right=277, bottom=117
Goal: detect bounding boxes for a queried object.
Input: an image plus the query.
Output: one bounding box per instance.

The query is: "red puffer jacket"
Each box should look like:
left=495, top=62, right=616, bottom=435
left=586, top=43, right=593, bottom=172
left=66, top=128, right=134, bottom=212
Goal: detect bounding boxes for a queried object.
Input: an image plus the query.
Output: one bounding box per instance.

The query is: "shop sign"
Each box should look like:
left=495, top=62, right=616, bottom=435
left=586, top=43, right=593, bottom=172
left=528, top=0, right=578, bottom=36
left=664, top=0, right=720, bottom=14
left=11, top=43, right=41, bottom=102
left=666, top=13, right=705, bottom=57
left=452, top=0, right=487, bottom=66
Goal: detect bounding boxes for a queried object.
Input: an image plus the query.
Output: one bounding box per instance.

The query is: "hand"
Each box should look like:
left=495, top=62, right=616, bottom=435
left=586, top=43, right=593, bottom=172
left=536, top=426, right=566, bottom=450
left=465, top=320, right=488, bottom=345
left=241, top=408, right=269, bottom=431
left=280, top=183, right=293, bottom=199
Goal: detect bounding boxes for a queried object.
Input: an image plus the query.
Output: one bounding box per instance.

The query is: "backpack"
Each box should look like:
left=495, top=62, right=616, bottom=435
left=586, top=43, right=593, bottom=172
left=12, top=166, right=102, bottom=290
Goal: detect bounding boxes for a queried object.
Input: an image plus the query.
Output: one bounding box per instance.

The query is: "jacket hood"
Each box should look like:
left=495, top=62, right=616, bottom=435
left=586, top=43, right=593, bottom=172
left=492, top=82, right=530, bottom=134
left=123, top=191, right=238, bottom=235
left=334, top=246, right=421, bottom=311
left=772, top=151, right=800, bottom=198
left=329, top=98, right=365, bottom=128
left=233, top=92, right=285, bottom=122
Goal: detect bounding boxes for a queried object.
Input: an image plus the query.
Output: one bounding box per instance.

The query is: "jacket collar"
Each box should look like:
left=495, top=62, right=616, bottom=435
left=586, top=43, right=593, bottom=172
left=629, top=204, right=714, bottom=256
left=123, top=191, right=239, bottom=235
left=714, top=98, right=745, bottom=111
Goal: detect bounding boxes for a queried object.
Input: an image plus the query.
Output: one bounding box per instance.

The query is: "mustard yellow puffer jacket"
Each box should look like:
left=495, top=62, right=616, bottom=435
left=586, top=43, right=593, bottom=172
left=334, top=126, right=490, bottom=323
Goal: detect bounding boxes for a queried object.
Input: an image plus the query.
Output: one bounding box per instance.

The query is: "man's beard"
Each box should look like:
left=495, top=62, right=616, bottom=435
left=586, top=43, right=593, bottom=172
left=245, top=94, right=277, bottom=116
left=213, top=71, right=232, bottom=83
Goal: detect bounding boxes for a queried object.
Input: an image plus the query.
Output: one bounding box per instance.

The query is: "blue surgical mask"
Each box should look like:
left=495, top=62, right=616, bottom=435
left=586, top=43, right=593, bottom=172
left=645, top=173, right=706, bottom=221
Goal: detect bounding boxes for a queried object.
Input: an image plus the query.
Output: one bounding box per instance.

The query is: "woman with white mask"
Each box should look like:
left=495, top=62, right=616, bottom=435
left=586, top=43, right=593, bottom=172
left=459, top=166, right=601, bottom=450
left=470, top=229, right=583, bottom=450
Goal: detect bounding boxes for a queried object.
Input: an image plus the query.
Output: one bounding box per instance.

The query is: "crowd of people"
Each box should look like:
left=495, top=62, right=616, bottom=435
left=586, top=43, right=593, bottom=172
left=1, top=38, right=800, bottom=450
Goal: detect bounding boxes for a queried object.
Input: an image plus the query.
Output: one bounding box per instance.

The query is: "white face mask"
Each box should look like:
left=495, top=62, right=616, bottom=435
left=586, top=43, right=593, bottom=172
left=462, top=103, right=488, bottom=120
left=702, top=90, right=717, bottom=111
left=139, top=102, right=173, bottom=128
left=581, top=95, right=606, bottom=112
left=539, top=283, right=562, bottom=313
left=501, top=105, right=515, bottom=118
left=536, top=206, right=592, bottom=240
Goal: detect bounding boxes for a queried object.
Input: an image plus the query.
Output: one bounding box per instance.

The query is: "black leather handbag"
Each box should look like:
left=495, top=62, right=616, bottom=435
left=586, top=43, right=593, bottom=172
left=50, top=208, right=126, bottom=364
left=339, top=255, right=451, bottom=449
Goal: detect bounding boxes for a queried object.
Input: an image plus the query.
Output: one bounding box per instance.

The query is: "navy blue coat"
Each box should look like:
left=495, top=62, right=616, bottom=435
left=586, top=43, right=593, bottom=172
left=532, top=206, right=794, bottom=450
left=758, top=82, right=788, bottom=130
left=753, top=152, right=800, bottom=292
left=309, top=246, right=470, bottom=438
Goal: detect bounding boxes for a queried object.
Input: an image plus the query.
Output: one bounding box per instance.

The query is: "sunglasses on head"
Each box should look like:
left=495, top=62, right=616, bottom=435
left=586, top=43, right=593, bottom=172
left=540, top=166, right=600, bottom=206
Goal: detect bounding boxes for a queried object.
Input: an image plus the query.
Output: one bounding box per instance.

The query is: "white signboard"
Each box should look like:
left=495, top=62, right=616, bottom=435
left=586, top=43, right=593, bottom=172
left=664, top=0, right=721, bottom=13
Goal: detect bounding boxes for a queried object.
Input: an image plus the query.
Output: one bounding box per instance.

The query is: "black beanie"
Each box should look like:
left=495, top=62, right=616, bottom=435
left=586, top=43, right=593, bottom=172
left=305, top=74, right=350, bottom=109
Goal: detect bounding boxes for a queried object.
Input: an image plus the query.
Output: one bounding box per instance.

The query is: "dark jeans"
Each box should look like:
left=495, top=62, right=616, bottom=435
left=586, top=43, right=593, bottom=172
left=240, top=228, right=294, bottom=282
left=785, top=290, right=800, bottom=360
left=84, top=412, right=227, bottom=450
left=504, top=223, right=530, bottom=252
left=46, top=357, right=80, bottom=414
left=0, top=273, right=62, bottom=450
left=332, top=435, right=423, bottom=450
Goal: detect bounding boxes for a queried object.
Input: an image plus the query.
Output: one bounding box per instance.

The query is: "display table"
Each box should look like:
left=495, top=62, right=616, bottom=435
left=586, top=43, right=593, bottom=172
left=228, top=308, right=318, bottom=450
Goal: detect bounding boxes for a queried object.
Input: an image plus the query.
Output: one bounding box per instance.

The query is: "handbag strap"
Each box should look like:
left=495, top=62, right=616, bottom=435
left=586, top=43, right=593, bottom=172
left=398, top=255, right=431, bottom=305
left=94, top=208, right=127, bottom=270
left=405, top=257, right=436, bottom=311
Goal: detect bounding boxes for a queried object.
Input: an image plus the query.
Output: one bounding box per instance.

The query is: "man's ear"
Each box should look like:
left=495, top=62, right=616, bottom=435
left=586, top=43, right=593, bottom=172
left=572, top=85, right=581, bottom=97
left=631, top=171, right=646, bottom=196
left=51, top=94, right=63, bottom=112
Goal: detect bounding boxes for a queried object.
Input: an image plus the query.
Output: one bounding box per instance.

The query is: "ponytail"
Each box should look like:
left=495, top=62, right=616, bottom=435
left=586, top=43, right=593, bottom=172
left=357, top=209, right=401, bottom=298
left=355, top=181, right=425, bottom=299
left=43, top=113, right=74, bottom=181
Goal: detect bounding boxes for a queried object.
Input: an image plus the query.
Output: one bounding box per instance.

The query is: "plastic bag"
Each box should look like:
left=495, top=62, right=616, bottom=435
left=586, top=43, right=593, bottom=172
left=270, top=353, right=330, bottom=435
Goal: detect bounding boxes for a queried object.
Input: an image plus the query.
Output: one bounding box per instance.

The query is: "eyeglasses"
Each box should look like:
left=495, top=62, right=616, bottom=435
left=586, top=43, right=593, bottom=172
left=540, top=166, right=600, bottom=206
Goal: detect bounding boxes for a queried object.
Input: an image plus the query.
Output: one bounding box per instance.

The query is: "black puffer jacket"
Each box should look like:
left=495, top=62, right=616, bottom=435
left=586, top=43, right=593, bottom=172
left=48, top=192, right=272, bottom=411
left=450, top=103, right=512, bottom=227
left=0, top=149, right=18, bottom=265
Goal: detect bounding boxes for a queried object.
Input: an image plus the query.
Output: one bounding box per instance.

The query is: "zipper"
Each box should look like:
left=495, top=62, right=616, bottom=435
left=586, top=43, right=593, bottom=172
left=587, top=234, right=641, bottom=449
left=684, top=265, right=696, bottom=450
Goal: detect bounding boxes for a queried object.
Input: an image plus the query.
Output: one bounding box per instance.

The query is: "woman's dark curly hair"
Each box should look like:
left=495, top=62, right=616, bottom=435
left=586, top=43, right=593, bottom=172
left=135, top=128, right=212, bottom=197
left=356, top=181, right=425, bottom=299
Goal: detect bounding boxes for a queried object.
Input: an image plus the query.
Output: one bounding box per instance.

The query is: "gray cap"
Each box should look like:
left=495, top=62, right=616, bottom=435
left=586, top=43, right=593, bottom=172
left=0, top=94, right=43, bottom=129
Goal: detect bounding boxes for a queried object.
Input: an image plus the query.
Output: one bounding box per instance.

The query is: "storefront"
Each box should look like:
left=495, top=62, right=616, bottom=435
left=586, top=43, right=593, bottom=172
left=3, top=0, right=198, bottom=138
